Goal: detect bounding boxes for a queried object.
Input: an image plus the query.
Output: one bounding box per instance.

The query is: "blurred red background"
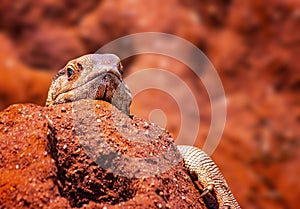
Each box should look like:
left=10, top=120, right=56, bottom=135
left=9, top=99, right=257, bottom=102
left=0, top=0, right=299, bottom=208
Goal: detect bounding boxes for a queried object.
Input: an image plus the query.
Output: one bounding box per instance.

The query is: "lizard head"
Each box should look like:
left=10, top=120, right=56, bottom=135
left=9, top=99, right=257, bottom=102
left=46, top=54, right=132, bottom=115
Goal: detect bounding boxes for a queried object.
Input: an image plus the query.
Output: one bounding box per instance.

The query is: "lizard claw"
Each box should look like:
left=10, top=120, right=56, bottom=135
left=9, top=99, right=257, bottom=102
left=199, top=184, right=214, bottom=197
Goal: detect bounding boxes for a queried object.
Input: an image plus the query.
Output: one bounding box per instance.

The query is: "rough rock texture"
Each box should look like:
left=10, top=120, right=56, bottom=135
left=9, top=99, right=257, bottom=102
left=0, top=0, right=299, bottom=208
left=0, top=100, right=213, bottom=208
left=0, top=104, right=68, bottom=208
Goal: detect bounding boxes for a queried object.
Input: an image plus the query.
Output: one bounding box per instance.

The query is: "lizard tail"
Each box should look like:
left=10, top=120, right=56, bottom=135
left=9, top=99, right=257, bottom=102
left=177, top=145, right=241, bottom=209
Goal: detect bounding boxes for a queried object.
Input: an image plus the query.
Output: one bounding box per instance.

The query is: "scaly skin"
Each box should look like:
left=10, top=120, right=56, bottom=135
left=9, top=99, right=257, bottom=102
left=178, top=145, right=241, bottom=209
left=46, top=54, right=132, bottom=115
left=46, top=54, right=241, bottom=209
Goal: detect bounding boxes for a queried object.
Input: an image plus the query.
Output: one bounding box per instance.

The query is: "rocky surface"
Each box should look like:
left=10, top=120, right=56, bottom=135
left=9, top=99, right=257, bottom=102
left=0, top=100, right=215, bottom=208
left=0, top=0, right=299, bottom=208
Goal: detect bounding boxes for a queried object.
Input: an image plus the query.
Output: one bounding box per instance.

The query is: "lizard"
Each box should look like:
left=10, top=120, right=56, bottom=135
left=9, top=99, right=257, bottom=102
left=46, top=54, right=241, bottom=209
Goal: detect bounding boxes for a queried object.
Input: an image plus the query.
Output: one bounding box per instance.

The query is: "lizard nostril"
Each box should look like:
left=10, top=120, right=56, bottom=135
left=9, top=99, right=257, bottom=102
left=107, top=69, right=121, bottom=80
left=118, top=62, right=124, bottom=75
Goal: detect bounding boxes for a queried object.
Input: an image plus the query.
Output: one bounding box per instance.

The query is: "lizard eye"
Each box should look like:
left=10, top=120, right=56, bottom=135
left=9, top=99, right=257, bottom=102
left=66, top=67, right=74, bottom=78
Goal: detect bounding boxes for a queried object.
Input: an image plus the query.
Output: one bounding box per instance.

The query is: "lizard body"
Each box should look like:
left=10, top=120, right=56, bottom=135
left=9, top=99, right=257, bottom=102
left=46, top=54, right=241, bottom=209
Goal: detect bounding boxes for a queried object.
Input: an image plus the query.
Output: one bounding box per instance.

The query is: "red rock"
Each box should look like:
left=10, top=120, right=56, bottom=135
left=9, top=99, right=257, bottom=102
left=18, top=25, right=85, bottom=69
left=0, top=100, right=209, bottom=208
left=0, top=34, right=52, bottom=110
